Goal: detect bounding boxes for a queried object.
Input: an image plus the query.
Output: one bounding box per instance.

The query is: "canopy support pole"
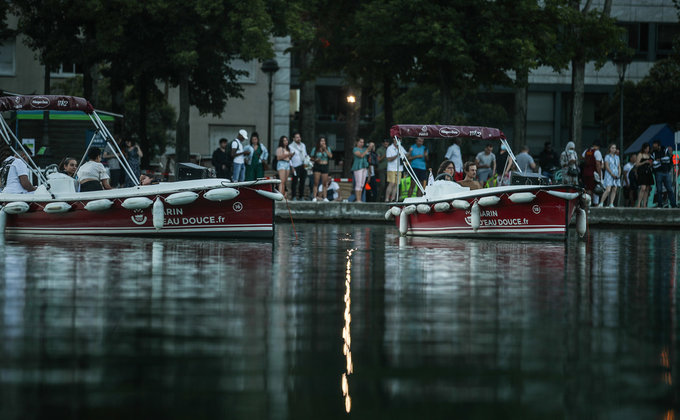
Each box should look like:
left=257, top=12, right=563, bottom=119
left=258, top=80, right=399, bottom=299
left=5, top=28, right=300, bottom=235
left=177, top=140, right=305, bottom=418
left=394, top=135, right=425, bottom=196
left=88, top=113, right=140, bottom=187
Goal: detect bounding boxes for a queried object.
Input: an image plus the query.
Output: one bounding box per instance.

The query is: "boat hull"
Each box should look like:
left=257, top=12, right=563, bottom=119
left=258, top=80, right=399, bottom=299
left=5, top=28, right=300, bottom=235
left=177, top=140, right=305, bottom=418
left=394, top=185, right=583, bottom=240
left=0, top=179, right=278, bottom=238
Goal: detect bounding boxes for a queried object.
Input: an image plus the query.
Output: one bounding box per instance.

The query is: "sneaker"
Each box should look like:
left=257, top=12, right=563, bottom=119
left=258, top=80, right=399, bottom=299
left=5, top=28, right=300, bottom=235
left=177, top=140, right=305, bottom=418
left=292, top=197, right=298, bottom=201
left=312, top=197, right=317, bottom=202
left=608, top=203, right=614, bottom=208
left=323, top=198, right=329, bottom=202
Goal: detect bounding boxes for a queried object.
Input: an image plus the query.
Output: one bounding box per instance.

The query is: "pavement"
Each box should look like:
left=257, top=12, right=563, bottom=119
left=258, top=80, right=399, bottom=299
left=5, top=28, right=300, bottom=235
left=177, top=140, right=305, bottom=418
left=275, top=201, right=680, bottom=227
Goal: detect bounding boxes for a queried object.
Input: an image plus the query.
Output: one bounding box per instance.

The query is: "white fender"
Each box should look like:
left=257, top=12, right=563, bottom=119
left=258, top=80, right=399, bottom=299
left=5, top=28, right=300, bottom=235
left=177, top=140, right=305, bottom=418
left=255, top=189, right=284, bottom=201
left=122, top=197, right=153, bottom=210
left=152, top=198, right=164, bottom=231
left=384, top=209, right=393, bottom=220
left=84, top=199, right=113, bottom=211
left=204, top=187, right=239, bottom=202
left=577, top=208, right=587, bottom=238
left=398, top=214, right=408, bottom=236
left=508, top=192, right=536, bottom=204
left=451, top=200, right=470, bottom=210
left=3, top=201, right=29, bottom=214
left=478, top=196, right=501, bottom=207
left=165, top=191, right=198, bottom=206
left=471, top=202, right=480, bottom=231
left=0, top=209, right=6, bottom=233
left=434, top=202, right=451, bottom=212
left=402, top=205, right=417, bottom=215
left=547, top=191, right=579, bottom=201
left=390, top=206, right=401, bottom=216
left=43, top=201, right=72, bottom=213
left=416, top=204, right=431, bottom=214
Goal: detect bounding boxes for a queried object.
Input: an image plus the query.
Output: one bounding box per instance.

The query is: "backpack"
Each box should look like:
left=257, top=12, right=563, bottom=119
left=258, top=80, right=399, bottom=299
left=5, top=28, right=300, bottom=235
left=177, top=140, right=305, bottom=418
left=0, top=157, right=15, bottom=189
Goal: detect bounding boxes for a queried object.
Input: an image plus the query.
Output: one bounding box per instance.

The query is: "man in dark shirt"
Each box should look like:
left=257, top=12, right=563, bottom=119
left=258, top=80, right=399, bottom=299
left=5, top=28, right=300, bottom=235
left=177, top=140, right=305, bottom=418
left=212, top=138, right=230, bottom=179
left=651, top=139, right=677, bottom=208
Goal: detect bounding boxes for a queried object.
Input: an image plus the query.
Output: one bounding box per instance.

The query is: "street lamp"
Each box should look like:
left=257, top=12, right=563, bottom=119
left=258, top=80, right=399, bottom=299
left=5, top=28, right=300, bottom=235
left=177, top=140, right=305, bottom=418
left=261, top=59, right=279, bottom=157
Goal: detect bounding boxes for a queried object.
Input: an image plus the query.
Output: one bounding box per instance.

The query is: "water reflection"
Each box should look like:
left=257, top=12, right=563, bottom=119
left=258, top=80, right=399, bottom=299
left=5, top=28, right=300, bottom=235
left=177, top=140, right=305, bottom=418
left=0, top=226, right=677, bottom=419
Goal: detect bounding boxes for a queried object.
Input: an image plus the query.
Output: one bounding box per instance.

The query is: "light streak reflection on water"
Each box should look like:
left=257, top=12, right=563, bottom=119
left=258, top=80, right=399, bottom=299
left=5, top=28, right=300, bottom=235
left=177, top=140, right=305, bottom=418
left=0, top=224, right=677, bottom=420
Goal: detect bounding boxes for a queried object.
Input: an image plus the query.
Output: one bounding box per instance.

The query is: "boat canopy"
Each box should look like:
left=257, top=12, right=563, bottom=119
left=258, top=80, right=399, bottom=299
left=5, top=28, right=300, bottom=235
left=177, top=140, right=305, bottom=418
left=0, top=95, right=94, bottom=114
left=390, top=124, right=505, bottom=141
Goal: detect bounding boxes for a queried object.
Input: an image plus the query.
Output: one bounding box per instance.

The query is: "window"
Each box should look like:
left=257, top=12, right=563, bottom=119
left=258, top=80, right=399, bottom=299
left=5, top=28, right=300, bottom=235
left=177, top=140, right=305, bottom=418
left=228, top=59, right=256, bottom=84
left=619, top=22, right=648, bottom=58
left=657, top=23, right=680, bottom=58
left=51, top=62, right=83, bottom=77
left=0, top=39, right=16, bottom=76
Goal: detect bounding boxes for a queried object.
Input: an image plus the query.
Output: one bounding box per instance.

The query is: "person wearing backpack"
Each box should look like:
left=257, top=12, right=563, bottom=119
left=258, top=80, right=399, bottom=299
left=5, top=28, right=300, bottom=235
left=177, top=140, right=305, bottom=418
left=0, top=142, right=36, bottom=194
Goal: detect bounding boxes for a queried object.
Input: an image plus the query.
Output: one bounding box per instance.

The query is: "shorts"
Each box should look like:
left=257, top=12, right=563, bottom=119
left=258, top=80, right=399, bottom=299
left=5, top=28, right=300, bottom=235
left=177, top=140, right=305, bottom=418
left=313, top=163, right=329, bottom=174
left=412, top=168, right=427, bottom=182
left=387, top=171, right=401, bottom=184
left=277, top=160, right=291, bottom=171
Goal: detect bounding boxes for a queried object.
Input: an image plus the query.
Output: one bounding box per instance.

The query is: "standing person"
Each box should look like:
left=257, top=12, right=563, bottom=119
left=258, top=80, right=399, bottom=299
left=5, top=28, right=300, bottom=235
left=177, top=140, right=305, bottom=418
left=538, top=141, right=559, bottom=179
left=599, top=143, right=621, bottom=207
left=634, top=143, right=653, bottom=208
left=366, top=141, right=379, bottom=202
left=515, top=145, right=537, bottom=173
left=406, top=137, right=428, bottom=197
left=103, top=137, right=123, bottom=187
left=124, top=138, right=143, bottom=187
left=445, top=138, right=464, bottom=181
left=582, top=141, right=603, bottom=204
left=385, top=137, right=406, bottom=202
left=58, top=157, right=77, bottom=177
left=457, top=161, right=482, bottom=190
left=276, top=136, right=293, bottom=198
left=244, top=132, right=268, bottom=181
left=351, top=138, right=371, bottom=203
left=376, top=139, right=389, bottom=201
left=560, top=141, right=580, bottom=186
left=77, top=147, right=112, bottom=192
left=0, top=143, right=36, bottom=194
left=310, top=136, right=333, bottom=202
left=475, top=143, right=496, bottom=186
left=622, top=153, right=637, bottom=207
left=231, top=129, right=250, bottom=182
left=289, top=131, right=308, bottom=201
left=212, top=138, right=230, bottom=179
left=651, top=139, right=678, bottom=208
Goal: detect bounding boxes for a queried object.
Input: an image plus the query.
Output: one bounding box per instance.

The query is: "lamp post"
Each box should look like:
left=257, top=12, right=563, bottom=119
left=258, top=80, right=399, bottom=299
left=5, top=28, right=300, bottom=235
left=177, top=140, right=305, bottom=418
left=261, top=59, right=279, bottom=157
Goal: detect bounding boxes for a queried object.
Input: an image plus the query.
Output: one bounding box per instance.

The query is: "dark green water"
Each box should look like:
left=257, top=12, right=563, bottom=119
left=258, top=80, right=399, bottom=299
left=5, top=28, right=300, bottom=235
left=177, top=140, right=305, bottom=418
left=0, top=225, right=677, bottom=419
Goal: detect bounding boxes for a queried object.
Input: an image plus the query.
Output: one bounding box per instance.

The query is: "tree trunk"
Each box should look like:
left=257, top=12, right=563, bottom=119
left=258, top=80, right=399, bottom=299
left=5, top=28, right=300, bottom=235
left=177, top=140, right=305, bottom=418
left=571, top=57, right=585, bottom=152
left=383, top=74, right=393, bottom=138
left=176, top=74, right=191, bottom=168
left=110, top=65, right=125, bottom=137
left=343, top=87, right=361, bottom=177
left=513, top=68, right=529, bottom=149
left=299, top=51, right=316, bottom=150
left=138, top=74, right=149, bottom=168
left=42, top=58, right=50, bottom=148
left=438, top=67, right=454, bottom=122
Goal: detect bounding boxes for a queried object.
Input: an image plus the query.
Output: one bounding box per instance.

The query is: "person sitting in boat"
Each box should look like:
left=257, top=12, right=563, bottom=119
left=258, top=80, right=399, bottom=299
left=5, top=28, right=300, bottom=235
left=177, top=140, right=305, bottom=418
left=76, top=147, right=112, bottom=192
left=457, top=161, right=482, bottom=190
left=435, top=160, right=456, bottom=181
left=0, top=142, right=37, bottom=194
left=58, top=157, right=77, bottom=177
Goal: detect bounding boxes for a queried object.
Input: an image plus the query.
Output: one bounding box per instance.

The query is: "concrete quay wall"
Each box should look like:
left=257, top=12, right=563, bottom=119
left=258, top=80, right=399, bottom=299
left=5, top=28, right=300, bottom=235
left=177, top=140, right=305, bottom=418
left=275, top=202, right=680, bottom=227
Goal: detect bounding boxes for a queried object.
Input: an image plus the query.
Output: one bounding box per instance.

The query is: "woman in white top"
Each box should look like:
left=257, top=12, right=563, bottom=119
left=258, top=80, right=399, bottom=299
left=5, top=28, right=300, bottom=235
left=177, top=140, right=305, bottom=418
left=77, top=147, right=112, bottom=192
left=0, top=142, right=36, bottom=194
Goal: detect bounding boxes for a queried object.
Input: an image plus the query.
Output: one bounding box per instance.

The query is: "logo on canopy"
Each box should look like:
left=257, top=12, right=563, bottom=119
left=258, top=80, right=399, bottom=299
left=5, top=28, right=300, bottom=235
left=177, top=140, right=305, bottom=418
left=30, top=96, right=50, bottom=109
left=439, top=127, right=460, bottom=137
left=418, top=125, right=429, bottom=136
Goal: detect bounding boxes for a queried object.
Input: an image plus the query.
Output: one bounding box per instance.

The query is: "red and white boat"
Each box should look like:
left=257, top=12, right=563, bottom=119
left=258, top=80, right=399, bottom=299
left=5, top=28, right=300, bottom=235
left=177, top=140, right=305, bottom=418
left=0, top=95, right=282, bottom=238
left=386, top=124, right=588, bottom=240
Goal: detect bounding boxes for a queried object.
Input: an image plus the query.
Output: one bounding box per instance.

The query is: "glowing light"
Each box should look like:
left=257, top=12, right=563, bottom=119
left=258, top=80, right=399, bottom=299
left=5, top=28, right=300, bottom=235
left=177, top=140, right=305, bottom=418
left=341, top=248, right=356, bottom=413
left=346, top=95, right=356, bottom=104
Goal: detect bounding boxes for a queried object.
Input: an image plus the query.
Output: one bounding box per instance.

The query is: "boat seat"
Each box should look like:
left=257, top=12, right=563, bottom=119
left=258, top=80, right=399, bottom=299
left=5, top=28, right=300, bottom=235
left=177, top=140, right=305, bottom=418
left=46, top=172, right=77, bottom=194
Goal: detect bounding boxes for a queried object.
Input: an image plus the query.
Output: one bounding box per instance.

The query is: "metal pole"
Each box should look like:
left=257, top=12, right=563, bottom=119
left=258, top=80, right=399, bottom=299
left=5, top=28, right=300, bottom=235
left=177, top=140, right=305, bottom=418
left=618, top=78, right=624, bottom=206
